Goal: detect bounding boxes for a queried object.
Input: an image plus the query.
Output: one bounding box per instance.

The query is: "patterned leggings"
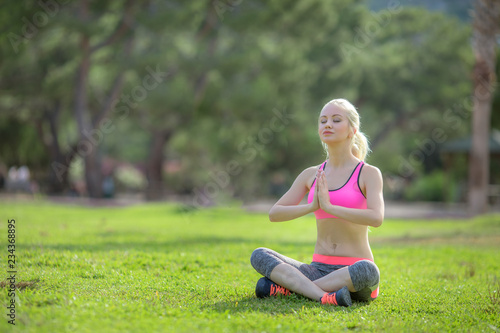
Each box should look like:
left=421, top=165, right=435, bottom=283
left=250, top=247, right=380, bottom=301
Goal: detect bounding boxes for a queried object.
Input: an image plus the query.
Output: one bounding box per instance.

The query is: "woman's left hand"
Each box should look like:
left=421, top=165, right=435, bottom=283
left=317, top=171, right=332, bottom=210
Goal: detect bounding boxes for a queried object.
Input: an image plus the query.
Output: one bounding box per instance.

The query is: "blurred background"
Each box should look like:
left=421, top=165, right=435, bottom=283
left=0, top=0, right=498, bottom=216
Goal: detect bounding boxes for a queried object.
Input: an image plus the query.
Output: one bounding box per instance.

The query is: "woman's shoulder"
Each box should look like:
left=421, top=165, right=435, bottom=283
left=360, top=162, right=383, bottom=181
left=302, top=162, right=325, bottom=175
left=296, top=163, right=324, bottom=187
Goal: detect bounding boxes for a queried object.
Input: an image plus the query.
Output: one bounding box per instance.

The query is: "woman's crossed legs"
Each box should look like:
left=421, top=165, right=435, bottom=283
left=250, top=247, right=379, bottom=304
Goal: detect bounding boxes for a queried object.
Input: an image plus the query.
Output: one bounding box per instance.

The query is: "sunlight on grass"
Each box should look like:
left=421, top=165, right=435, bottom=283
left=0, top=201, right=499, bottom=332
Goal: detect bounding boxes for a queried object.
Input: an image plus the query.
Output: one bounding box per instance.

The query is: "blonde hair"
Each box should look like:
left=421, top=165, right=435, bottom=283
left=321, top=98, right=370, bottom=161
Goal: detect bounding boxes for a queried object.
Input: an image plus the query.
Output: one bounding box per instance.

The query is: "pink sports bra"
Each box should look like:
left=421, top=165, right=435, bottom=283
left=307, top=161, right=367, bottom=219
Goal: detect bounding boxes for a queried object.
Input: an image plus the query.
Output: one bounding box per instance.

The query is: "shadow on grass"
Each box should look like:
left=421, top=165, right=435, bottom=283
left=25, top=236, right=315, bottom=254
left=0, top=279, right=39, bottom=291
left=209, top=294, right=370, bottom=315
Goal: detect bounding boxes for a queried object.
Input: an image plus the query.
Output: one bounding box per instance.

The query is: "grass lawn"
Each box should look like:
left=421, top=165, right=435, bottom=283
left=0, top=200, right=499, bottom=332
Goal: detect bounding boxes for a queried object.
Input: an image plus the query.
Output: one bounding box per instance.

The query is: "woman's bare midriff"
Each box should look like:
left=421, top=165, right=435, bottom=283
left=314, top=218, right=373, bottom=260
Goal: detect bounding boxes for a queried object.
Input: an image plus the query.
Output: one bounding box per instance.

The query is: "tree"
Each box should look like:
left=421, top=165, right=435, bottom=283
left=0, top=1, right=78, bottom=193
left=0, top=0, right=482, bottom=204
left=326, top=7, right=474, bottom=178
left=109, top=0, right=213, bottom=201
left=73, top=0, right=138, bottom=198
left=468, top=0, right=500, bottom=215
left=0, top=0, right=139, bottom=196
left=166, top=0, right=365, bottom=203
left=130, top=0, right=362, bottom=201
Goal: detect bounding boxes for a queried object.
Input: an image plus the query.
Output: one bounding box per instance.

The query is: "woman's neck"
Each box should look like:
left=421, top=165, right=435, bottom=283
left=326, top=143, right=357, bottom=168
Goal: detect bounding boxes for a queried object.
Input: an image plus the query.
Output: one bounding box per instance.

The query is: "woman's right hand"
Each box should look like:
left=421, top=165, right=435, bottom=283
left=268, top=165, right=321, bottom=222
left=308, top=169, right=321, bottom=213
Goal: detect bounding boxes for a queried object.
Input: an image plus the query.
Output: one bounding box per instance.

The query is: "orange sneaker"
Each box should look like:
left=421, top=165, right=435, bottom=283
left=320, top=286, right=352, bottom=307
left=255, top=277, right=292, bottom=298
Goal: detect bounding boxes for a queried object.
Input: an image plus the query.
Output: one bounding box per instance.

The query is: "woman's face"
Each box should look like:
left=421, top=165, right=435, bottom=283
left=318, top=104, right=354, bottom=144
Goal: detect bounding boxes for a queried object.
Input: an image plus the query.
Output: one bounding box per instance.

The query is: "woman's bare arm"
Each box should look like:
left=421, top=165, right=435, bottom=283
left=269, top=166, right=319, bottom=222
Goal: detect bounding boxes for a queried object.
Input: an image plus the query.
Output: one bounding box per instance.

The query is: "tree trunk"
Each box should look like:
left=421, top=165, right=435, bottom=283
left=83, top=150, right=102, bottom=198
left=74, top=0, right=102, bottom=198
left=370, top=109, right=420, bottom=150
left=145, top=129, right=172, bottom=201
left=35, top=107, right=77, bottom=194
left=469, top=76, right=491, bottom=214
left=72, top=1, right=134, bottom=198
left=47, top=152, right=73, bottom=193
left=468, top=0, right=500, bottom=216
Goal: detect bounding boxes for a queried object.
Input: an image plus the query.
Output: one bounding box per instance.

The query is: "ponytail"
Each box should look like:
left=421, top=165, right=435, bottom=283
left=351, top=130, right=370, bottom=161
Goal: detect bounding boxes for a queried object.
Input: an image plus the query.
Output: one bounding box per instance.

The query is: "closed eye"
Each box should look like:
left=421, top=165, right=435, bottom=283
left=320, top=115, right=342, bottom=123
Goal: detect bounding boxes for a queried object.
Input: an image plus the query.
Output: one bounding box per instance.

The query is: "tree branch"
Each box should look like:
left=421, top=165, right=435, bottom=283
left=34, top=117, right=50, bottom=155
left=194, top=3, right=219, bottom=106
left=74, top=0, right=91, bottom=137
left=92, top=37, right=134, bottom=127
left=370, top=109, right=420, bottom=150
left=46, top=102, right=62, bottom=158
left=35, top=103, right=62, bottom=160
left=90, top=0, right=135, bottom=53
left=196, top=1, right=218, bottom=40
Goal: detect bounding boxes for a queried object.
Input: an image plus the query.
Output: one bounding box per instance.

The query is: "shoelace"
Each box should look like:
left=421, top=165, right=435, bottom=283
left=322, top=292, right=338, bottom=305
left=270, top=284, right=291, bottom=296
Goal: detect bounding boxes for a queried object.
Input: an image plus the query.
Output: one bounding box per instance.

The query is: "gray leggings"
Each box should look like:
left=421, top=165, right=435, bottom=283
left=250, top=247, right=380, bottom=302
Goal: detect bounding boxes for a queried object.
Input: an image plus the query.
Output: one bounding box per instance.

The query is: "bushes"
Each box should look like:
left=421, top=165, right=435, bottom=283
left=403, top=170, right=457, bottom=202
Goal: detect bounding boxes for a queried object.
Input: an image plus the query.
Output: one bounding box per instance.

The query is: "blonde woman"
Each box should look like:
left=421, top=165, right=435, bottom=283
left=250, top=99, right=384, bottom=306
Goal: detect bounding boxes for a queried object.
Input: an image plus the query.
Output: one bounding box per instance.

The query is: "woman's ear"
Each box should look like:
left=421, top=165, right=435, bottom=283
left=349, top=127, right=357, bottom=139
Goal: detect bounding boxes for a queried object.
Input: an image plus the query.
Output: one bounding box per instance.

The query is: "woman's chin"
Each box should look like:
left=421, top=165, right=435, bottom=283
left=321, top=137, right=342, bottom=144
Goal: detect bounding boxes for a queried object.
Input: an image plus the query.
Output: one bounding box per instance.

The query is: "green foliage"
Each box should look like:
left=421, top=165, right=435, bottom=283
left=0, top=1, right=479, bottom=201
left=114, top=165, right=147, bottom=191
left=1, top=201, right=499, bottom=332
left=491, top=52, right=500, bottom=131
left=337, top=6, right=473, bottom=177
left=367, top=0, right=473, bottom=22
left=0, top=117, right=47, bottom=167
left=403, top=170, right=450, bottom=202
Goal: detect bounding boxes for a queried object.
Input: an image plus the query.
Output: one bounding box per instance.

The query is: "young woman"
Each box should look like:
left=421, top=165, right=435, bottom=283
left=250, top=99, right=384, bottom=306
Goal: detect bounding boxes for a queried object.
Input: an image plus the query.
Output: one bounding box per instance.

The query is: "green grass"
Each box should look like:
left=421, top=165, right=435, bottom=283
left=0, top=200, right=499, bottom=332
